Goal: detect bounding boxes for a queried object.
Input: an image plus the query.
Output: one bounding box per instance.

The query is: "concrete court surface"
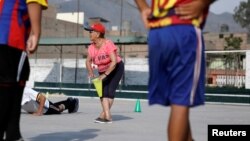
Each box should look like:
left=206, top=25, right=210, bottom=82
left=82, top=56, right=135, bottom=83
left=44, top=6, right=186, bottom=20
left=20, top=96, right=250, bottom=141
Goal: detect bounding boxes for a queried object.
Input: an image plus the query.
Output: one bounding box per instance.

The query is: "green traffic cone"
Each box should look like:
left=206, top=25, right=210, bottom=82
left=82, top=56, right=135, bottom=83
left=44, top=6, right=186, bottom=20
left=134, top=99, right=141, bottom=112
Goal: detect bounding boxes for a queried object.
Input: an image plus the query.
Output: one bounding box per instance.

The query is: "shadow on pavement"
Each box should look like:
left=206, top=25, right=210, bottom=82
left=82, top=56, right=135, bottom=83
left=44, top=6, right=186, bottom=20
left=29, top=129, right=100, bottom=141
left=112, top=115, right=133, bottom=121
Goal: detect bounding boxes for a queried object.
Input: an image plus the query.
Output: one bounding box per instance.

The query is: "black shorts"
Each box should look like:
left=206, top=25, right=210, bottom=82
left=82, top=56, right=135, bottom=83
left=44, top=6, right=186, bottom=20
left=101, top=61, right=124, bottom=99
left=0, top=45, right=30, bottom=82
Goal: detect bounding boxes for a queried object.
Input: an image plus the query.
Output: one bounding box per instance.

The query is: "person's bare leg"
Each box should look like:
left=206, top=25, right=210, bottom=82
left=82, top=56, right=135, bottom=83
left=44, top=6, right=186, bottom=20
left=98, top=98, right=105, bottom=119
left=168, top=104, right=192, bottom=141
left=98, top=112, right=105, bottom=119
left=102, top=98, right=112, bottom=120
left=98, top=98, right=114, bottom=120
left=108, top=98, right=114, bottom=109
left=187, top=121, right=193, bottom=141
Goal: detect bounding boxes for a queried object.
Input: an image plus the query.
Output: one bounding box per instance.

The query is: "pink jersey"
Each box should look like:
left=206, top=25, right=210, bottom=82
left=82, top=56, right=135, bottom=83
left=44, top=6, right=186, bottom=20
left=88, top=39, right=122, bottom=72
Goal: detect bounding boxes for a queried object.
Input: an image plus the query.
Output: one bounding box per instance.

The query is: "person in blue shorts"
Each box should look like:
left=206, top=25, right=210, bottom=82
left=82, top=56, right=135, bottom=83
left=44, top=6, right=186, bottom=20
left=134, top=0, right=216, bottom=140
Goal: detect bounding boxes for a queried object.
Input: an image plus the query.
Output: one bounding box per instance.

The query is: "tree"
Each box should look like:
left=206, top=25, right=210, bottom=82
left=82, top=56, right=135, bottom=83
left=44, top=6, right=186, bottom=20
left=224, top=37, right=242, bottom=50
left=233, top=0, right=250, bottom=30
left=224, top=36, right=243, bottom=87
left=233, top=0, right=250, bottom=42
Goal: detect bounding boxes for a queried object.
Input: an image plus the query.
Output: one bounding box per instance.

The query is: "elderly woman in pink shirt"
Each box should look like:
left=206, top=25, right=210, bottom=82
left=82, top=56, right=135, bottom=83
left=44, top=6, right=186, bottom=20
left=84, top=22, right=124, bottom=123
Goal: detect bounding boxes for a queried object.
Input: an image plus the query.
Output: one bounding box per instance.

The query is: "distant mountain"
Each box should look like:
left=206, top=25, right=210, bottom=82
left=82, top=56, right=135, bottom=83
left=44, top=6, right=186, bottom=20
left=205, top=12, right=246, bottom=33
left=48, top=0, right=246, bottom=33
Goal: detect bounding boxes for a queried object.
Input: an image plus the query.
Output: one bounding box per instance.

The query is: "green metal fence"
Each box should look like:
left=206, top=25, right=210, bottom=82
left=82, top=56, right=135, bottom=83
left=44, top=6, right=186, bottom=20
left=34, top=82, right=250, bottom=105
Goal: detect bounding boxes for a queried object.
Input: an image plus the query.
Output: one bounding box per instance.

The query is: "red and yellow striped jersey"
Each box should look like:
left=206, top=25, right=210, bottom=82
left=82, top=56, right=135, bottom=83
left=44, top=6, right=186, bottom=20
left=148, top=0, right=209, bottom=29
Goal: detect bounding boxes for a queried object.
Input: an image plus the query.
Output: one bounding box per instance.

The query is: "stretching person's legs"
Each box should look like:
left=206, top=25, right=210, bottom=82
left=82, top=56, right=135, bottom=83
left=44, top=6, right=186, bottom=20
left=45, top=97, right=79, bottom=115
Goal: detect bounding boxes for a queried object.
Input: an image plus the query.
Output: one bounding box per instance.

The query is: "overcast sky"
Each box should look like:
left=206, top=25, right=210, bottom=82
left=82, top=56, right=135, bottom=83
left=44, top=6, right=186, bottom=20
left=210, top=0, right=247, bottom=14
left=58, top=0, right=247, bottom=15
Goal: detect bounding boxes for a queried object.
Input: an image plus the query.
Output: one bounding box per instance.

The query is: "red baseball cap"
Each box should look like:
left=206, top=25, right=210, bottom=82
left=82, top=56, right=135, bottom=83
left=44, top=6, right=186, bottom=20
left=84, top=23, right=105, bottom=34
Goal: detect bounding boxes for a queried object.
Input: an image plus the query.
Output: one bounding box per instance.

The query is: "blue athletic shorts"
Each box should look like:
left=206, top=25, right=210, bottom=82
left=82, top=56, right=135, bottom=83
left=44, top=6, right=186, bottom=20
left=147, top=25, right=205, bottom=107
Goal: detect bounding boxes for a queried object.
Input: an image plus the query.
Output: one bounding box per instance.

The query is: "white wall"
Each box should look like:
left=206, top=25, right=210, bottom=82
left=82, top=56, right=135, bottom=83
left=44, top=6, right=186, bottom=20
left=56, top=12, right=84, bottom=24
left=27, top=58, right=149, bottom=87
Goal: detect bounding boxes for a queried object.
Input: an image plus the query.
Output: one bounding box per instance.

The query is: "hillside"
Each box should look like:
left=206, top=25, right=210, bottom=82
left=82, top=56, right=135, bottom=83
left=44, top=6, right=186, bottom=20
left=205, top=12, right=246, bottom=33
left=49, top=0, right=246, bottom=33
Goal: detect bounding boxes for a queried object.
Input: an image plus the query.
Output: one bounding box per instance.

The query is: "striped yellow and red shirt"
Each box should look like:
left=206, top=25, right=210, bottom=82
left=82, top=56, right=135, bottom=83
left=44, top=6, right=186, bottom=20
left=148, top=0, right=209, bottom=29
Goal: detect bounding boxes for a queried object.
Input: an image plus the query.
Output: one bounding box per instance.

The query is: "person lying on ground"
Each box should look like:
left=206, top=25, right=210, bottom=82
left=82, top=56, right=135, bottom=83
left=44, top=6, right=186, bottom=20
left=22, top=87, right=79, bottom=116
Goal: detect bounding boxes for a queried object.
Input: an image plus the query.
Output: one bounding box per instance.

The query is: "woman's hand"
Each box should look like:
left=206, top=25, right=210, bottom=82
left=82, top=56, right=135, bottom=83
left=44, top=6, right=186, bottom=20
left=88, top=72, right=95, bottom=78
left=98, top=74, right=107, bottom=80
